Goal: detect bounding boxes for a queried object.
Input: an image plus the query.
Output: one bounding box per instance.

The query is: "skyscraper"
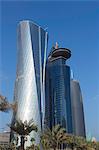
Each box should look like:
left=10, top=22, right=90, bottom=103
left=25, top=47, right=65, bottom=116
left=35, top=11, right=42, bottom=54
left=45, top=45, right=73, bottom=133
left=14, top=20, right=48, bottom=145
left=70, top=79, right=86, bottom=137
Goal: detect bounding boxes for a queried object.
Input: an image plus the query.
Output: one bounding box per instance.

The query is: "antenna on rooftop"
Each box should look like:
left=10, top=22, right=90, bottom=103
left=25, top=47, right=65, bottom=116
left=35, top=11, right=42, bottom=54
left=55, top=42, right=59, bottom=49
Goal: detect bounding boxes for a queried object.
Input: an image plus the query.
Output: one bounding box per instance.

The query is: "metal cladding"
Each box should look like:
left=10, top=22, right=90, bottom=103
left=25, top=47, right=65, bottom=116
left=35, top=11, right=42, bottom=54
left=45, top=47, right=73, bottom=133
left=14, top=20, right=48, bottom=145
left=70, top=80, right=86, bottom=137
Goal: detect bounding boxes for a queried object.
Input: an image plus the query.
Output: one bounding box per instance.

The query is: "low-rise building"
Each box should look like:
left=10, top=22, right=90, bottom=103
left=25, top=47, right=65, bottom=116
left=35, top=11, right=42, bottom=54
left=0, top=132, right=10, bottom=146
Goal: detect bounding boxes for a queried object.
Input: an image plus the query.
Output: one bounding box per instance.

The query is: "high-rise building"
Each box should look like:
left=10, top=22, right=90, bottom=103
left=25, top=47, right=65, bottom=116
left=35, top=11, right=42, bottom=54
left=13, top=20, right=48, bottom=145
left=70, top=79, right=86, bottom=137
left=45, top=45, right=73, bottom=133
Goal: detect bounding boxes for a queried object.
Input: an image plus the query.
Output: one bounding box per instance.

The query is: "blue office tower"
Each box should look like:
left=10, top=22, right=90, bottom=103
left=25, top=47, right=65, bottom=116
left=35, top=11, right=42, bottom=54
left=45, top=45, right=73, bottom=133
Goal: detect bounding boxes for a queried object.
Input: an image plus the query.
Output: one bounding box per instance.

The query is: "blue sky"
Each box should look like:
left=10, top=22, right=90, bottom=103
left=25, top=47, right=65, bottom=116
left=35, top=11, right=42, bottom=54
left=0, top=1, right=99, bottom=140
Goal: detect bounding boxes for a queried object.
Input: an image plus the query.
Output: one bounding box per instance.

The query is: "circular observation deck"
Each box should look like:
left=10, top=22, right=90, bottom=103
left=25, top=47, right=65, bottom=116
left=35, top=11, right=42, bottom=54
left=49, top=48, right=71, bottom=60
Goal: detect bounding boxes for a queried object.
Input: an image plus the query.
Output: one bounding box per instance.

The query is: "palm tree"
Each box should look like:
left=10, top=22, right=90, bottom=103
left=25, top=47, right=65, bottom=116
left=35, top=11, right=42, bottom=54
left=62, top=134, right=76, bottom=150
left=73, top=136, right=87, bottom=150
left=26, top=137, right=40, bottom=150
left=40, top=124, right=70, bottom=150
left=96, top=141, right=99, bottom=150
left=40, top=130, right=52, bottom=150
left=0, top=142, right=17, bottom=150
left=86, top=140, right=99, bottom=150
left=8, top=119, right=38, bottom=150
left=0, top=94, right=10, bottom=112
left=0, top=94, right=17, bottom=112
left=40, top=123, right=99, bottom=150
left=70, top=136, right=96, bottom=150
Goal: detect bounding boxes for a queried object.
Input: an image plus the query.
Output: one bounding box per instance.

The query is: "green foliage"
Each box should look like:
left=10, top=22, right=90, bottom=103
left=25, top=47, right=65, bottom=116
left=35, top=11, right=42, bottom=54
left=0, top=143, right=16, bottom=150
left=0, top=135, right=99, bottom=150
left=0, top=94, right=17, bottom=113
left=0, top=97, right=10, bottom=112
left=8, top=119, right=38, bottom=150
left=40, top=124, right=99, bottom=150
left=26, top=144, right=40, bottom=150
left=40, top=124, right=68, bottom=150
left=8, top=119, right=38, bottom=136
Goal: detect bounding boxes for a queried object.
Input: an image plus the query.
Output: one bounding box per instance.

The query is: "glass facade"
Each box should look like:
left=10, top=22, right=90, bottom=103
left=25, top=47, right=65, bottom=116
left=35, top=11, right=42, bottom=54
left=14, top=21, right=48, bottom=145
left=70, top=79, right=86, bottom=137
left=45, top=57, right=73, bottom=133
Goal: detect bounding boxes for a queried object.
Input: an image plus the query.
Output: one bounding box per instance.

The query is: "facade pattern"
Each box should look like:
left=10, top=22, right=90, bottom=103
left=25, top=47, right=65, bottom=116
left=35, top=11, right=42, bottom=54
left=45, top=48, right=73, bottom=133
left=70, top=79, right=86, bottom=137
left=14, top=21, right=48, bottom=145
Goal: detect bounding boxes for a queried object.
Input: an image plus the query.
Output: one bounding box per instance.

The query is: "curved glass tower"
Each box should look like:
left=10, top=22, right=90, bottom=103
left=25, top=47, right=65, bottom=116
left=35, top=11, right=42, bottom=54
left=14, top=20, right=48, bottom=145
left=45, top=46, right=73, bottom=133
left=70, top=79, right=86, bottom=137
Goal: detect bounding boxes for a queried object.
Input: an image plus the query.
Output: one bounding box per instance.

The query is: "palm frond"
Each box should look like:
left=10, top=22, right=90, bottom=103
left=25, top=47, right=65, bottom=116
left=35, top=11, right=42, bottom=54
left=52, top=124, right=61, bottom=134
left=9, top=119, right=38, bottom=136
left=0, top=94, right=6, bottom=101
left=25, top=124, right=38, bottom=134
left=0, top=102, right=10, bottom=112
left=28, top=118, right=34, bottom=126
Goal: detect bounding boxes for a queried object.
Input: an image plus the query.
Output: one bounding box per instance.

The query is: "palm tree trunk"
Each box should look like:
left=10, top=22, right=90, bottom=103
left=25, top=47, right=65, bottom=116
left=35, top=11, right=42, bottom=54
left=56, top=142, right=59, bottom=150
left=20, top=135, right=25, bottom=150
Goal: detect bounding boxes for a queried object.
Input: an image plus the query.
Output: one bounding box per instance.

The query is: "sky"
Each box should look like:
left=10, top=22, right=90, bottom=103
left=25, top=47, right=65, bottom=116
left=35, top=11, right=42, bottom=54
left=0, top=0, right=99, bottom=140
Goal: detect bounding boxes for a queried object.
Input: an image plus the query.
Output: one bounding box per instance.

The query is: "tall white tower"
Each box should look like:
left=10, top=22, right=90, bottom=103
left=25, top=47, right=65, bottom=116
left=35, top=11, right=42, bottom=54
left=14, top=20, right=48, bottom=145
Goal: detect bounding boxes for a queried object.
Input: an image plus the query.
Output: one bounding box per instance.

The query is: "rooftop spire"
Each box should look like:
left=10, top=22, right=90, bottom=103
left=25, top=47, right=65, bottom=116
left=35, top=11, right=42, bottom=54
left=55, top=42, right=59, bottom=49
